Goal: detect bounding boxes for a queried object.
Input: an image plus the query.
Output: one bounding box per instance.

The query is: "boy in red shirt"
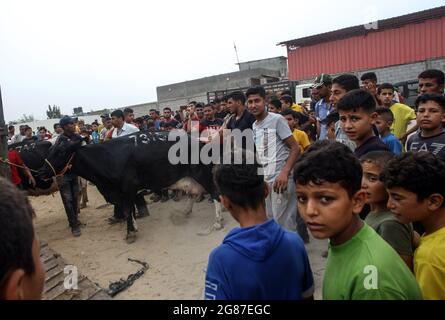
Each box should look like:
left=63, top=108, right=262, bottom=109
left=7, top=148, right=36, bottom=189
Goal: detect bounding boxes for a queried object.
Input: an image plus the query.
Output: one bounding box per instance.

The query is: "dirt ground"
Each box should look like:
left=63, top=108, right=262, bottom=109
left=31, top=186, right=327, bottom=300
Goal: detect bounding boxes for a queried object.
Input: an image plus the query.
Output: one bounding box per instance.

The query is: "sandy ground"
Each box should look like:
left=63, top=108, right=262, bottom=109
left=31, top=186, right=327, bottom=300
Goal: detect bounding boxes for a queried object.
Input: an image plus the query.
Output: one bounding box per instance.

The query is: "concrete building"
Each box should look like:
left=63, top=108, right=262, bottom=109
left=120, top=101, right=159, bottom=117
left=278, top=6, right=445, bottom=86
left=156, top=57, right=287, bottom=110
left=238, top=56, right=288, bottom=78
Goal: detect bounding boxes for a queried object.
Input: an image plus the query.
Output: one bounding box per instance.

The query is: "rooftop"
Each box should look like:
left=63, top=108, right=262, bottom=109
left=278, top=5, right=445, bottom=48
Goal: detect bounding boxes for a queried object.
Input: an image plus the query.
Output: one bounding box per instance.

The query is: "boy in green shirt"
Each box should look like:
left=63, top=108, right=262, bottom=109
left=381, top=152, right=445, bottom=300
left=360, top=151, right=414, bottom=270
left=293, top=141, right=422, bottom=300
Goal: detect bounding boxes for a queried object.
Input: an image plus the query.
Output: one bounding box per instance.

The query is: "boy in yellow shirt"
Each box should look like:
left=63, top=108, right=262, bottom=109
left=382, top=152, right=445, bottom=300
left=281, top=109, right=311, bottom=153
left=280, top=95, right=304, bottom=113
left=378, top=83, right=416, bottom=140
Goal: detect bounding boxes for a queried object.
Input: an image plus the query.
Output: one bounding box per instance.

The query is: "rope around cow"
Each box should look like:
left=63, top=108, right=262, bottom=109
left=0, top=153, right=75, bottom=181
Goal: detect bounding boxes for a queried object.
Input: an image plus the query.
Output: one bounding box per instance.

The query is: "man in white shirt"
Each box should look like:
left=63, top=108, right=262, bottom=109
left=10, top=125, right=27, bottom=144
left=111, top=110, right=139, bottom=138
left=108, top=110, right=149, bottom=224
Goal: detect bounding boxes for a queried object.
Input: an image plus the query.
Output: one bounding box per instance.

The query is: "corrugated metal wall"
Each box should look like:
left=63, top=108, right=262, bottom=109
left=287, top=16, right=445, bottom=80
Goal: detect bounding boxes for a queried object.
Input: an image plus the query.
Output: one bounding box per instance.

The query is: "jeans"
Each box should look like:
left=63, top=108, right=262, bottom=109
left=58, top=174, right=79, bottom=228
left=265, top=177, right=309, bottom=241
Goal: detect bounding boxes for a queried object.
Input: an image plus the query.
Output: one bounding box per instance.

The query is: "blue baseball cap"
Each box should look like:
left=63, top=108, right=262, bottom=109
left=59, top=116, right=75, bottom=127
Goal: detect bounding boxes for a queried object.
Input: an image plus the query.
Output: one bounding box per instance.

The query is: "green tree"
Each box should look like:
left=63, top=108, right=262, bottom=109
left=17, top=114, right=34, bottom=123
left=46, top=104, right=62, bottom=119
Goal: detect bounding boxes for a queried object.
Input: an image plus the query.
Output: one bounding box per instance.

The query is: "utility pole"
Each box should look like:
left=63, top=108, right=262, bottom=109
left=234, top=42, right=240, bottom=71
left=0, top=85, right=11, bottom=179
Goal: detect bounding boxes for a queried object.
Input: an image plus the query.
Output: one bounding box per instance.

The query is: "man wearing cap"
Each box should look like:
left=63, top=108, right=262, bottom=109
left=313, top=73, right=334, bottom=140
left=56, top=116, right=84, bottom=237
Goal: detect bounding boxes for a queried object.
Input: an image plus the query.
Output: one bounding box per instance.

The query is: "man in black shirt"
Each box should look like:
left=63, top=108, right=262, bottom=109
left=160, top=107, right=179, bottom=131
left=56, top=116, right=84, bottom=237
left=225, top=91, right=256, bottom=131
left=200, top=105, right=224, bottom=133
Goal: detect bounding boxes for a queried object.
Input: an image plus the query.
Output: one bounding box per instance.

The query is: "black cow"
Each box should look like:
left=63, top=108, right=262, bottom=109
left=8, top=140, right=55, bottom=191
left=36, top=130, right=224, bottom=243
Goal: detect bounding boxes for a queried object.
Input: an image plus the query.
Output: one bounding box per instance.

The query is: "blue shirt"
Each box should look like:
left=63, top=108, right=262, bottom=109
left=91, top=131, right=100, bottom=144
left=382, top=133, right=402, bottom=155
left=315, top=98, right=333, bottom=140
left=204, top=219, right=314, bottom=300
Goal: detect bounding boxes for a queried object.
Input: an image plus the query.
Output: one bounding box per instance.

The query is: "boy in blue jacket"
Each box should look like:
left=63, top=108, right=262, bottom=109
left=204, top=152, right=314, bottom=300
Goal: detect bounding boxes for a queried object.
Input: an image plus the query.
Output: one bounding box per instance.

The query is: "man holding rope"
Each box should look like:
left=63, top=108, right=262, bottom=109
left=55, top=116, right=83, bottom=237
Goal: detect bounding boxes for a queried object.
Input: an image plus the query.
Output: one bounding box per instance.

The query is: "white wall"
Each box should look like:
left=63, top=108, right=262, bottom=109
left=12, top=115, right=102, bottom=133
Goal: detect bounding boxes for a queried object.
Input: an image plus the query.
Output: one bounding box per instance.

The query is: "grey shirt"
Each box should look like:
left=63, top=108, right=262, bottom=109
left=253, top=112, right=292, bottom=183
left=335, top=120, right=356, bottom=152
left=407, top=130, right=445, bottom=161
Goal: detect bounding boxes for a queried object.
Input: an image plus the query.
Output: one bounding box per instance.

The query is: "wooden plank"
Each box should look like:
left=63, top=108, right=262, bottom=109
left=40, top=243, right=111, bottom=300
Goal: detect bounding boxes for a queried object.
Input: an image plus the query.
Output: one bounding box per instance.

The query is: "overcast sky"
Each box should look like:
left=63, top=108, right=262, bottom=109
left=1, top=0, right=443, bottom=121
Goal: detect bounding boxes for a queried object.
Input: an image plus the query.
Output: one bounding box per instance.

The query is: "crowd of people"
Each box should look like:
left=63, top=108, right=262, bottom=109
left=1, top=67, right=444, bottom=300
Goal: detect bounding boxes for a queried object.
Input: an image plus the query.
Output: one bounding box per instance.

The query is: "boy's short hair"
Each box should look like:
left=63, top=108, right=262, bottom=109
left=418, top=69, right=445, bottom=85
left=376, top=107, right=394, bottom=122
left=293, top=141, right=362, bottom=197
left=377, top=83, right=395, bottom=95
left=281, top=108, right=300, bottom=121
left=123, top=107, right=133, bottom=115
left=305, top=140, right=334, bottom=153
left=111, top=110, right=124, bottom=119
left=281, top=89, right=292, bottom=96
left=0, top=177, right=36, bottom=296
left=360, top=72, right=377, bottom=82
left=326, top=112, right=340, bottom=127
left=269, top=99, right=282, bottom=109
left=246, top=86, right=266, bottom=99
left=332, top=74, right=360, bottom=92
left=360, top=150, right=394, bottom=169
left=337, top=89, right=376, bottom=114
left=380, top=152, right=445, bottom=205
left=163, top=107, right=172, bottom=112
left=415, top=93, right=445, bottom=110
left=226, top=91, right=246, bottom=105
left=280, top=95, right=293, bottom=105
left=213, top=152, right=264, bottom=210
left=135, top=117, right=144, bottom=124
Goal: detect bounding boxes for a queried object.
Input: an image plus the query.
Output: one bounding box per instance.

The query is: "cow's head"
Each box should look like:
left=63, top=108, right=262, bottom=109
left=37, top=136, right=83, bottom=179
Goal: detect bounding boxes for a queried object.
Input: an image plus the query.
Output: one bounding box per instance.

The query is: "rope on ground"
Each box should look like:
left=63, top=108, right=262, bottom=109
left=107, top=258, right=149, bottom=297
